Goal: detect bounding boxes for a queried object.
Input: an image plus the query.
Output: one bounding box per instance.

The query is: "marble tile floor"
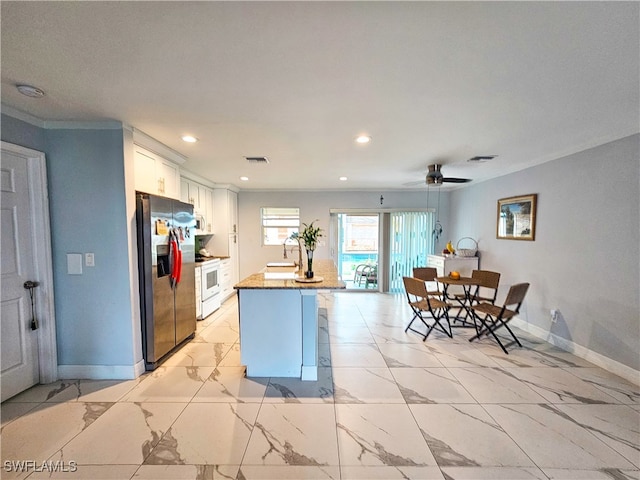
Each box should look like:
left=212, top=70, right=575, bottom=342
left=2, top=292, right=639, bottom=480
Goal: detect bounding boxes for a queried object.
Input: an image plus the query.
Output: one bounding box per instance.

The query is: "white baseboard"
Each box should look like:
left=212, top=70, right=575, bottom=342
left=58, top=360, right=146, bottom=380
left=511, top=318, right=640, bottom=386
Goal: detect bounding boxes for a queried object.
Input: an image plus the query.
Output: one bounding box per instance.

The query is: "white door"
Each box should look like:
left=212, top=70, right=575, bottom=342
left=1, top=142, right=57, bottom=401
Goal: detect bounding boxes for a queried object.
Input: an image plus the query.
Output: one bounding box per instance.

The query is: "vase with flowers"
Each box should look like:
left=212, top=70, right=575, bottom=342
left=290, top=220, right=323, bottom=278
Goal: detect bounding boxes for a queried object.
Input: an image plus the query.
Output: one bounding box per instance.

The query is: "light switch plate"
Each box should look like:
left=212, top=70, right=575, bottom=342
left=67, top=253, right=83, bottom=275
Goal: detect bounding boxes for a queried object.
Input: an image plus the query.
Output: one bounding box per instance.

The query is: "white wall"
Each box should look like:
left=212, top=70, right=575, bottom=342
left=237, top=190, right=450, bottom=280
left=237, top=135, right=639, bottom=379
left=449, top=134, right=639, bottom=374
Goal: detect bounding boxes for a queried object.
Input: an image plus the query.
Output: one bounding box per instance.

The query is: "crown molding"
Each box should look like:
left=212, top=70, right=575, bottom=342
left=1, top=105, right=122, bottom=130
left=179, top=168, right=217, bottom=188
left=1, top=104, right=46, bottom=127
left=44, top=120, right=122, bottom=130
left=132, top=127, right=187, bottom=165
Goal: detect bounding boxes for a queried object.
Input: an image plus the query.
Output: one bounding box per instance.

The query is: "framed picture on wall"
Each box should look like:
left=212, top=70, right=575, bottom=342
left=496, top=194, right=537, bottom=240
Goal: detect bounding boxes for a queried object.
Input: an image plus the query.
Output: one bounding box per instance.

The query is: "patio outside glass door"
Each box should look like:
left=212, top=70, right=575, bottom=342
left=334, top=213, right=380, bottom=290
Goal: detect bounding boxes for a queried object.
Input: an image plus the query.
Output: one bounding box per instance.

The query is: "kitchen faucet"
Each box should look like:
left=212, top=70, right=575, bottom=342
left=283, top=240, right=303, bottom=271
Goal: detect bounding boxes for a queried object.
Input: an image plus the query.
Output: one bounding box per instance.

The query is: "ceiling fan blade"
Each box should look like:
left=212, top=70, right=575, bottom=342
left=442, top=177, right=471, bottom=183
left=402, top=180, right=426, bottom=187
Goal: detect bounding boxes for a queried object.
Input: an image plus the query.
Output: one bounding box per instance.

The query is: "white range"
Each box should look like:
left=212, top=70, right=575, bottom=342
left=195, top=258, right=221, bottom=319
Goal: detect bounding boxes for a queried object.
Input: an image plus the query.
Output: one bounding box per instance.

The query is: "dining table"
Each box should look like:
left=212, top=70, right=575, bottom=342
left=435, top=275, right=481, bottom=329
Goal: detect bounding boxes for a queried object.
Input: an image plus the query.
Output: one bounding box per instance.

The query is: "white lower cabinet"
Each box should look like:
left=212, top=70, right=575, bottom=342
left=427, top=255, right=478, bottom=277
left=195, top=265, right=202, bottom=319
left=219, top=258, right=233, bottom=301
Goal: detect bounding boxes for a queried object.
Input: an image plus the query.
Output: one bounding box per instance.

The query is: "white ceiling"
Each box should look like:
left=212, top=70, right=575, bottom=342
left=1, top=1, right=638, bottom=191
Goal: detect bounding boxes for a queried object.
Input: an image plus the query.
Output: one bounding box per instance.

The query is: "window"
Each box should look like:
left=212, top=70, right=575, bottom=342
left=342, top=215, right=379, bottom=252
left=261, top=207, right=300, bottom=246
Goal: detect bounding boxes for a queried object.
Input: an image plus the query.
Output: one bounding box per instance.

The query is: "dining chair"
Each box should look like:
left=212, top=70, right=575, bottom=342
left=471, top=270, right=501, bottom=304
left=353, top=264, right=368, bottom=286
left=412, top=267, right=443, bottom=297
left=469, top=282, right=530, bottom=354
left=402, top=276, right=453, bottom=341
left=454, top=269, right=500, bottom=304
left=412, top=267, right=437, bottom=281
left=364, top=265, right=378, bottom=288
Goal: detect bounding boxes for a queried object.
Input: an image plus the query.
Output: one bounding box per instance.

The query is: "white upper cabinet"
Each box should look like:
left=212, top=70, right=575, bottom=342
left=134, top=148, right=156, bottom=194
left=180, top=178, right=204, bottom=212
left=180, top=176, right=215, bottom=234
left=204, top=188, right=214, bottom=234
left=213, top=188, right=238, bottom=236
left=228, top=190, right=238, bottom=234
left=211, top=188, right=239, bottom=256
left=133, top=146, right=180, bottom=199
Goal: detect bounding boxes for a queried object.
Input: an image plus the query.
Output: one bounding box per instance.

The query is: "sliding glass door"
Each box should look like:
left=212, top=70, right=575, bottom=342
left=331, top=210, right=434, bottom=292
left=389, top=211, right=433, bottom=292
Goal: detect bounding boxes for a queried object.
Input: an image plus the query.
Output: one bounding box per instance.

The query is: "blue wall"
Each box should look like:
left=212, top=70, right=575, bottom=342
left=1, top=114, right=46, bottom=151
left=2, top=114, right=137, bottom=369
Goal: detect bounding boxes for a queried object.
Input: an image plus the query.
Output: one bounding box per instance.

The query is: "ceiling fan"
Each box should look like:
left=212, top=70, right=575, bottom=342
left=426, top=164, right=471, bottom=185
left=404, top=163, right=472, bottom=187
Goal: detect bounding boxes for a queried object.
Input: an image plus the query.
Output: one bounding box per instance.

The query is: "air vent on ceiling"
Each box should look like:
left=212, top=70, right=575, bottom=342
left=467, top=155, right=497, bottom=163
left=245, top=156, right=270, bottom=164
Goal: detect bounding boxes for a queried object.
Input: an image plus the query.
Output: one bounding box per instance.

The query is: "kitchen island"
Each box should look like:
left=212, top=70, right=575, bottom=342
left=234, top=259, right=345, bottom=380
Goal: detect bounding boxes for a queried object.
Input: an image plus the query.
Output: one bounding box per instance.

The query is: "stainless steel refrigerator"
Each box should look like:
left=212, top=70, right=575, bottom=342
left=136, top=192, right=196, bottom=370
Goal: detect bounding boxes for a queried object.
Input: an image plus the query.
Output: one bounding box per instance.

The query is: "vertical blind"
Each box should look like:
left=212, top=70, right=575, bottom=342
left=389, top=211, right=434, bottom=292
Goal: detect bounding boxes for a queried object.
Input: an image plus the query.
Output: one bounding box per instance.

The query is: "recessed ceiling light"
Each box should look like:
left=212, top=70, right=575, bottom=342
left=181, top=135, right=198, bottom=143
left=355, top=135, right=371, bottom=144
left=16, top=84, right=45, bottom=98
left=339, top=176, right=348, bottom=181
left=240, top=176, right=249, bottom=181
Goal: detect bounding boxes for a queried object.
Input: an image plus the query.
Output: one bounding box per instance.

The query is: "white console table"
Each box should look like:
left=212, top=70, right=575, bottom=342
left=427, top=254, right=479, bottom=277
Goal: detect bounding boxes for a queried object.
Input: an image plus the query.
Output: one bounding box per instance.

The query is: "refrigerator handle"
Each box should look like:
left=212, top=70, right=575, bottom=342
left=169, top=230, right=179, bottom=289
left=168, top=228, right=184, bottom=286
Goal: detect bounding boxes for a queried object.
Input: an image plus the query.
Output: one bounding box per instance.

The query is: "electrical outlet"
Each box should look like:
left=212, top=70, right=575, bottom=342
left=85, top=252, right=95, bottom=267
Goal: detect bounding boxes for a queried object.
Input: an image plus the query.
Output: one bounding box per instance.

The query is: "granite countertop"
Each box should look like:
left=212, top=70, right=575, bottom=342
left=196, top=256, right=231, bottom=264
left=234, top=259, right=346, bottom=290
left=196, top=257, right=220, bottom=265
